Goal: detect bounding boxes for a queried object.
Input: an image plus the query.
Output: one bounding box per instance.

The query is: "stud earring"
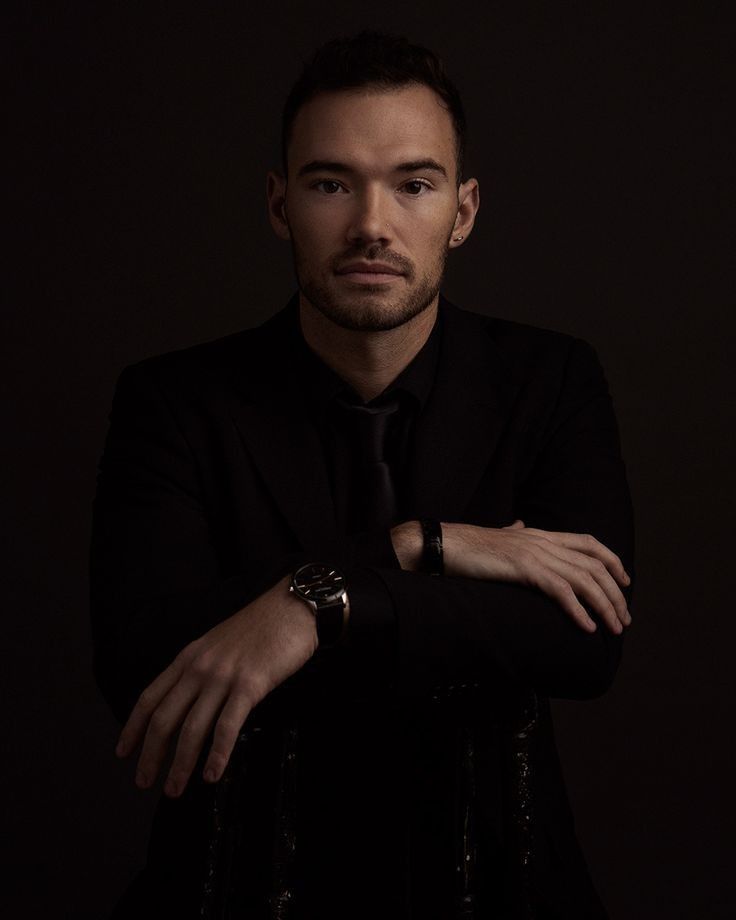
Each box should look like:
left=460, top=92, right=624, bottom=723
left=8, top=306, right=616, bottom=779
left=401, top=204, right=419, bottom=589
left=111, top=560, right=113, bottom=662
left=453, top=234, right=464, bottom=242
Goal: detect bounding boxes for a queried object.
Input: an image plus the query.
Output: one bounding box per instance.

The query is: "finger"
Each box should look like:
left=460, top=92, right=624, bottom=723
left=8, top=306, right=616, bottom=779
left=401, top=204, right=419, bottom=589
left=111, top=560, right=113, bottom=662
left=538, top=551, right=623, bottom=635
left=524, top=529, right=630, bottom=587
left=116, top=662, right=183, bottom=759
left=533, top=542, right=631, bottom=627
left=529, top=568, right=597, bottom=633
left=163, top=685, right=228, bottom=798
left=135, top=676, right=201, bottom=789
left=202, top=691, right=254, bottom=784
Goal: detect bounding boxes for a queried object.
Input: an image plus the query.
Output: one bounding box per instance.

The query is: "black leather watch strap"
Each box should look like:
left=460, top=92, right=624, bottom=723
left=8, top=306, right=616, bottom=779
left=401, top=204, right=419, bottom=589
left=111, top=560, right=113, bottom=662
left=420, top=519, right=444, bottom=576
left=315, top=598, right=347, bottom=647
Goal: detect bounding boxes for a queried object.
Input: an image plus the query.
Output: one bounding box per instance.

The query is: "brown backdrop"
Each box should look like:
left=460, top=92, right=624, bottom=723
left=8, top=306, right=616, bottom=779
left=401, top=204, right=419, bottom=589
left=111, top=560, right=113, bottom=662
left=6, top=3, right=733, bottom=917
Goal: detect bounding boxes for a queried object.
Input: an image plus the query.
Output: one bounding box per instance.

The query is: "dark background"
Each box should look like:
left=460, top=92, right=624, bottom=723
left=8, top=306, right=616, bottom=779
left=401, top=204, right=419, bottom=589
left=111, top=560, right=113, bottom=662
left=6, top=3, right=733, bottom=917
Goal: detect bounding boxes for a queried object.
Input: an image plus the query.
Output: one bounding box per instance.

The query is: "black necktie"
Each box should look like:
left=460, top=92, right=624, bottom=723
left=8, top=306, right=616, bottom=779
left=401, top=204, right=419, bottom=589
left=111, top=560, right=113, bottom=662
left=335, top=393, right=401, bottom=531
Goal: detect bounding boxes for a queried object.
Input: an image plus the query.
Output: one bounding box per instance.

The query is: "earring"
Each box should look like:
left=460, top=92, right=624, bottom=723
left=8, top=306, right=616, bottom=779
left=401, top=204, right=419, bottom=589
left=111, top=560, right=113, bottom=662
left=453, top=234, right=464, bottom=242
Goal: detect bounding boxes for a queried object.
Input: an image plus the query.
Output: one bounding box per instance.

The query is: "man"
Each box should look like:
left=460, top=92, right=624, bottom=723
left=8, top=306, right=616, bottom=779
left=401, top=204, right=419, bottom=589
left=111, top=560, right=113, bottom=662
left=91, top=32, right=634, bottom=920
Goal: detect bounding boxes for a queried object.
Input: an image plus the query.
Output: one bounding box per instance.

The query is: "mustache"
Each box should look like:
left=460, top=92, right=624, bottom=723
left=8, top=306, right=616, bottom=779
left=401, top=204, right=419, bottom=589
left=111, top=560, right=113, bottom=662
left=331, top=245, right=414, bottom=278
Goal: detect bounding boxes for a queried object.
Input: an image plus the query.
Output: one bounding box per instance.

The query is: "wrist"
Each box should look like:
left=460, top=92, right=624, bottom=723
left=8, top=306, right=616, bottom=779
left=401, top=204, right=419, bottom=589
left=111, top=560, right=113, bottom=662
left=390, top=520, right=423, bottom=572
left=280, top=574, right=319, bottom=638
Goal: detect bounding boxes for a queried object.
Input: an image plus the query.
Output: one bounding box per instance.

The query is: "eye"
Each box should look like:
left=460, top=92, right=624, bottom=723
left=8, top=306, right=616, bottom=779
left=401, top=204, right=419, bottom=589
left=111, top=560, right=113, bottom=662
left=401, top=179, right=432, bottom=196
left=312, top=179, right=345, bottom=194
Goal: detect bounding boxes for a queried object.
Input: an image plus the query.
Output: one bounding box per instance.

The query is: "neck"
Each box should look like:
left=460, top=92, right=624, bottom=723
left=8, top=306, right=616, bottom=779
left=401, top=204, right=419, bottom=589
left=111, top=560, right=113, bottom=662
left=298, top=295, right=439, bottom=403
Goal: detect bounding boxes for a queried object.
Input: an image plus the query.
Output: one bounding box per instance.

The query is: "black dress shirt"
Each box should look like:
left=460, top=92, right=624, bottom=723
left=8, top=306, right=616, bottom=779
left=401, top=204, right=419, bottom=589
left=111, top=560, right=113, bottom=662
left=287, top=306, right=443, bottom=661
left=278, top=308, right=445, bottom=913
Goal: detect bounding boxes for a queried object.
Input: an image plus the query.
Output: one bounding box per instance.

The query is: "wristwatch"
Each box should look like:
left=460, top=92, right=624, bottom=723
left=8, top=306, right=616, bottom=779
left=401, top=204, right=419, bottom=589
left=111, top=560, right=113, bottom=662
left=289, top=562, right=349, bottom=647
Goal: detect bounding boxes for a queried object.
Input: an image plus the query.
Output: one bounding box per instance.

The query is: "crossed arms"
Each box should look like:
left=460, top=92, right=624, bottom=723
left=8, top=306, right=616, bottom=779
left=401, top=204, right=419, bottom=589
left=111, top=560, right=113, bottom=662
left=91, top=337, right=634, bottom=802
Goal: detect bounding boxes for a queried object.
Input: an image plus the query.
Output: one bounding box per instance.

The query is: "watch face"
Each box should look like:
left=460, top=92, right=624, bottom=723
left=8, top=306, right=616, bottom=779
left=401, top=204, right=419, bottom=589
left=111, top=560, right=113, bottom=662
left=293, top=563, right=345, bottom=602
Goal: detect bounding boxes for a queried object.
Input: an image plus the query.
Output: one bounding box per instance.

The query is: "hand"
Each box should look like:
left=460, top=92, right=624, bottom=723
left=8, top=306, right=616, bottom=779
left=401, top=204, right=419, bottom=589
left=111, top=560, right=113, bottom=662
left=445, top=520, right=631, bottom=634
left=391, top=519, right=631, bottom=635
left=115, top=575, right=318, bottom=798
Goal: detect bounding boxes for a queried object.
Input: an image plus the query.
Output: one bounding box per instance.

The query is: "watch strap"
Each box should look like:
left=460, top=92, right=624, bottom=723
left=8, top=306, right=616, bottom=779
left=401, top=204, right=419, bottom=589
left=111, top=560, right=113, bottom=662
left=420, top=519, right=444, bottom=576
left=314, top=597, right=347, bottom=647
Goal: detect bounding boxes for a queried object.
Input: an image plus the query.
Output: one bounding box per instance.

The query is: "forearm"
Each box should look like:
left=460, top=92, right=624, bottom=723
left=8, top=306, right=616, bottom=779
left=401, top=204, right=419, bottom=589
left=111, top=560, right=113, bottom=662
left=90, top=524, right=400, bottom=723
left=369, top=564, right=625, bottom=703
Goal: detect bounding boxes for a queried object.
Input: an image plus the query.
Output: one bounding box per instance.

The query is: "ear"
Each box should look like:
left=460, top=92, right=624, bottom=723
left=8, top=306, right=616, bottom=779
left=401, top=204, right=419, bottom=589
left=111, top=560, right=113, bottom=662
left=266, top=170, right=290, bottom=240
left=448, top=178, right=480, bottom=249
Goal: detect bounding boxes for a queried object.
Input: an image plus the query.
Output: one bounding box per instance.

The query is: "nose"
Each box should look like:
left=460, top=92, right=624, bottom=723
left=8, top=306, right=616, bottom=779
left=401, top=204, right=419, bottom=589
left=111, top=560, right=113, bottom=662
left=346, top=186, right=393, bottom=246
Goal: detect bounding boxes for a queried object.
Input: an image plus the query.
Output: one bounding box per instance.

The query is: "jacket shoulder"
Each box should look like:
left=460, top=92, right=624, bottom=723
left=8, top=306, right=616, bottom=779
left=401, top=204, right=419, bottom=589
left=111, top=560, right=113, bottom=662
left=117, top=299, right=299, bottom=393
left=119, top=326, right=261, bottom=383
left=441, top=300, right=598, bottom=376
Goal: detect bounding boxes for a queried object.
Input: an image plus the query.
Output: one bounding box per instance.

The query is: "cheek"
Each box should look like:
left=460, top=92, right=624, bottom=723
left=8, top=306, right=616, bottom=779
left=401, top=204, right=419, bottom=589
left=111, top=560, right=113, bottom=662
left=290, top=210, right=342, bottom=255
left=413, top=204, right=456, bottom=246
left=417, top=222, right=454, bottom=261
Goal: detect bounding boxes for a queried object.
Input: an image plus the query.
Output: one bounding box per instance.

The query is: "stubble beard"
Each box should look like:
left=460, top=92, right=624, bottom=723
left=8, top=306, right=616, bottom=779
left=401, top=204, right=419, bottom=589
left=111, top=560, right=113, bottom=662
left=292, top=240, right=450, bottom=333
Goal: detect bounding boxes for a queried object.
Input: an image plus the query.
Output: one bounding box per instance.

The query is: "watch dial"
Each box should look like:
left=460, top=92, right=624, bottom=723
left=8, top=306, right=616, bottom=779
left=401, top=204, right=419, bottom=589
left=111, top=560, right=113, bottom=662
left=295, top=564, right=345, bottom=600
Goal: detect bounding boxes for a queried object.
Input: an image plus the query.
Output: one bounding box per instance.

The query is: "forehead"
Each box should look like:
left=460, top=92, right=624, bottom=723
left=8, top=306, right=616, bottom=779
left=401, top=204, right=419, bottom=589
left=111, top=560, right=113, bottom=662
left=288, top=84, right=456, bottom=174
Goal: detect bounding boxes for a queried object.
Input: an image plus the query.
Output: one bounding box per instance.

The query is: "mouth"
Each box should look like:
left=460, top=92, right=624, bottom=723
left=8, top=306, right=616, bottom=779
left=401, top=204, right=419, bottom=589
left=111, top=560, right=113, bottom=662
left=334, top=262, right=406, bottom=285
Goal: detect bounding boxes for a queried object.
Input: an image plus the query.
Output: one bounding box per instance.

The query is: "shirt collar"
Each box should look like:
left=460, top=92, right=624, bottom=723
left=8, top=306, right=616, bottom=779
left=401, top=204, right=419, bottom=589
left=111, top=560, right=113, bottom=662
left=290, top=298, right=443, bottom=415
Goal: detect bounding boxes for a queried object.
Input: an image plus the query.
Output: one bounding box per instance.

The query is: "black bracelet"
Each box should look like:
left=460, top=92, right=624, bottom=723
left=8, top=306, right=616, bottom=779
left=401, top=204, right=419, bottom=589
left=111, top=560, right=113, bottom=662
left=420, top=519, right=444, bottom=576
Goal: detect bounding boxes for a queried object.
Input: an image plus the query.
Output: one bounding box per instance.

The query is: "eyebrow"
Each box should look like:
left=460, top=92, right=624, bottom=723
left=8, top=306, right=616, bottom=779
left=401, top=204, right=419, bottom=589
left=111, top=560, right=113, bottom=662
left=297, top=158, right=448, bottom=179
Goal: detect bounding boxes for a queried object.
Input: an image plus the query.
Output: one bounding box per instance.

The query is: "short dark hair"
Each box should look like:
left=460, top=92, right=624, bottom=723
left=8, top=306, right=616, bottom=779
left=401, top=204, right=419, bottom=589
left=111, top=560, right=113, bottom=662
left=282, top=31, right=466, bottom=183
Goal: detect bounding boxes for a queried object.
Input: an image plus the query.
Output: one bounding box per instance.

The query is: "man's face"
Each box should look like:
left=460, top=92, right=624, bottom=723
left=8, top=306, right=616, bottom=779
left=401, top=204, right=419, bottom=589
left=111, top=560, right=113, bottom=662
left=270, top=84, right=475, bottom=332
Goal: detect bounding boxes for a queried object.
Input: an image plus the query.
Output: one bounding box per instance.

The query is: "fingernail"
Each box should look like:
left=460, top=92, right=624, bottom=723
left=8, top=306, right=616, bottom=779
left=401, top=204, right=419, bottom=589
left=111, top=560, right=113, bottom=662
left=204, top=766, right=217, bottom=783
left=587, top=620, right=597, bottom=632
left=136, top=770, right=149, bottom=789
left=164, top=778, right=178, bottom=797
left=115, top=740, right=127, bottom=758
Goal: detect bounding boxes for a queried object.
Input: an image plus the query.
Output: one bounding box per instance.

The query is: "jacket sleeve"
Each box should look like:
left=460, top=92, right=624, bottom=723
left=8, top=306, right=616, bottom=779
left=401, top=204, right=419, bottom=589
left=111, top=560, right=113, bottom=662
left=90, top=337, right=633, bottom=724
left=345, top=337, right=635, bottom=704
left=89, top=362, right=404, bottom=724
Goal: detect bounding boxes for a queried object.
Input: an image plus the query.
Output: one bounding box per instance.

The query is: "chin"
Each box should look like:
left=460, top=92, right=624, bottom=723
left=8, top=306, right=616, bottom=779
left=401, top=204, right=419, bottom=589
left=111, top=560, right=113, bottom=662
left=301, top=281, right=440, bottom=333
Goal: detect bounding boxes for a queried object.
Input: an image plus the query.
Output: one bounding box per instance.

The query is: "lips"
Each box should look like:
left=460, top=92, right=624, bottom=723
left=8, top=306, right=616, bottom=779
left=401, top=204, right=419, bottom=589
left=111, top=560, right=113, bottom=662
left=335, top=261, right=404, bottom=276
left=334, top=261, right=406, bottom=285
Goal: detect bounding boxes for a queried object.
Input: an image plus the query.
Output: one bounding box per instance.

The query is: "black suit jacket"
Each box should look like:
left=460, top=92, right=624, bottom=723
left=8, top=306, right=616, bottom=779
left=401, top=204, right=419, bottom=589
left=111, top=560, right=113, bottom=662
left=91, top=295, right=634, bottom=919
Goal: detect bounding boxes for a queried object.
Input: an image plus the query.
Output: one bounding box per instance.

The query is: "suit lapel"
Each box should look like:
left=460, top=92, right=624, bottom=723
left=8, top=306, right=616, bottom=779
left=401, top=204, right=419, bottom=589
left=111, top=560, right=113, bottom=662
left=222, top=296, right=522, bottom=548
left=408, top=299, right=523, bottom=521
left=223, top=299, right=340, bottom=550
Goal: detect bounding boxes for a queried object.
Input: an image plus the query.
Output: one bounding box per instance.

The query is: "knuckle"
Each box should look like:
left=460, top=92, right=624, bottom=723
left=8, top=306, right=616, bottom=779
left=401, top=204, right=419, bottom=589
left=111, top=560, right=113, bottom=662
left=178, top=720, right=200, bottom=746
left=136, top=688, right=154, bottom=714
left=189, top=656, right=213, bottom=681
left=612, top=584, right=626, bottom=603
left=189, top=655, right=230, bottom=684
left=548, top=574, right=572, bottom=597
left=149, top=710, right=171, bottom=736
left=214, top=714, right=241, bottom=740
left=601, top=601, right=617, bottom=622
left=174, top=645, right=203, bottom=675
left=174, top=642, right=196, bottom=665
left=234, top=672, right=263, bottom=703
